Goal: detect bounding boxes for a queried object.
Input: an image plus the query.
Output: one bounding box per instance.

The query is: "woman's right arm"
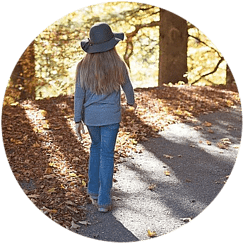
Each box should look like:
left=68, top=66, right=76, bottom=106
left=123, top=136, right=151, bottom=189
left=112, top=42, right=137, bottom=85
left=74, top=63, right=85, bottom=123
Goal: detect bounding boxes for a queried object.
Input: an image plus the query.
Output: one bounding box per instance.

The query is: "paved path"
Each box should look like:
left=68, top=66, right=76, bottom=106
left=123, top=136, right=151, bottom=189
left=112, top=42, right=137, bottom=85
left=77, top=106, right=242, bottom=241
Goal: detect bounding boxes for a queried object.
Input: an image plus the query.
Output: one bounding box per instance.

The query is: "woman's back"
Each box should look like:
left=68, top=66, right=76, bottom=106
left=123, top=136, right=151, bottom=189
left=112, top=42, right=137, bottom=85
left=77, top=48, right=127, bottom=95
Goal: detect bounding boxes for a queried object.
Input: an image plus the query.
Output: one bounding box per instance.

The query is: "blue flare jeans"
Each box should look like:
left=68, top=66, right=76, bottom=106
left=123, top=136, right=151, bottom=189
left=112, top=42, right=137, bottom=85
left=87, top=123, right=119, bottom=208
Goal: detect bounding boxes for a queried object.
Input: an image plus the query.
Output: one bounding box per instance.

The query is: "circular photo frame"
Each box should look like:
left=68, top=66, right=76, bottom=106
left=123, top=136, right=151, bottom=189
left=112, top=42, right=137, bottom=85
left=1, top=1, right=242, bottom=243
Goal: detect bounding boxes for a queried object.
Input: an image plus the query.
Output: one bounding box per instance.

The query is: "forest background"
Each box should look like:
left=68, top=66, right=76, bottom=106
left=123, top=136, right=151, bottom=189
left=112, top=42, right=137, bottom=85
left=4, top=1, right=236, bottom=103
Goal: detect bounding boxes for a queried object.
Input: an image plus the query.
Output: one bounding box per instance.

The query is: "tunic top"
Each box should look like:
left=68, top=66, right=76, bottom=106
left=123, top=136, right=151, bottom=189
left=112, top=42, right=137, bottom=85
left=74, top=72, right=135, bottom=126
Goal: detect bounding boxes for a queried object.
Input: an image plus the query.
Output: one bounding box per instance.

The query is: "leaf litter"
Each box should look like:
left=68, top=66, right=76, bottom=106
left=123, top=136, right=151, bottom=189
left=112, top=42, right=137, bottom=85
left=2, top=84, right=240, bottom=231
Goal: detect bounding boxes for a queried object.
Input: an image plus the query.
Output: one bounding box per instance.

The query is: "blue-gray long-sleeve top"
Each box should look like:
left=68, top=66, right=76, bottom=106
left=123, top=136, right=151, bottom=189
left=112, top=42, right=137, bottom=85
left=74, top=73, right=135, bottom=126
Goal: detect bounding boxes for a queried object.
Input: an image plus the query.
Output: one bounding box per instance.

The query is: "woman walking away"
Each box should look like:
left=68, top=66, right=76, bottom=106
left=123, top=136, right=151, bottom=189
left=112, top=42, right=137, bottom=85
left=74, top=23, right=136, bottom=212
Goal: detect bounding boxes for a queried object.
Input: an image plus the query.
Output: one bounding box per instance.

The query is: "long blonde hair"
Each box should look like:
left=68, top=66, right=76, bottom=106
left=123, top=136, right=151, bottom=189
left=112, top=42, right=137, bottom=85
left=76, top=48, right=128, bottom=95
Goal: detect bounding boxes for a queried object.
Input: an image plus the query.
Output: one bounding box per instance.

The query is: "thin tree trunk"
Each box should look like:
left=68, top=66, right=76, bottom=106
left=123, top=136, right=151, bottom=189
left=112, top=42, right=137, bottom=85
left=10, top=40, right=36, bottom=100
left=226, top=64, right=235, bottom=85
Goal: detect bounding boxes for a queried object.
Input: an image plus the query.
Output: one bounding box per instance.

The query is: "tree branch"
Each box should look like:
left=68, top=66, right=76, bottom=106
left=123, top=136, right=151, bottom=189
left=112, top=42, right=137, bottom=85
left=123, top=20, right=160, bottom=68
left=126, top=21, right=160, bottom=38
left=190, top=56, right=225, bottom=85
left=188, top=34, right=222, bottom=57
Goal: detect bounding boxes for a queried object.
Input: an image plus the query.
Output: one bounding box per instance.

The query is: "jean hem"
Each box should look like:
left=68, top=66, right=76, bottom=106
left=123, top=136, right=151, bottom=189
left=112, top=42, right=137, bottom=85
left=88, top=191, right=99, bottom=199
left=98, top=203, right=112, bottom=209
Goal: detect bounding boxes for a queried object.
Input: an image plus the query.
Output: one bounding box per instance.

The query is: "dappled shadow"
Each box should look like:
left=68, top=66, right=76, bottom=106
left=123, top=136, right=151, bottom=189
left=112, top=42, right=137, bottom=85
left=2, top=104, right=49, bottom=185
left=134, top=85, right=241, bottom=124
left=33, top=96, right=89, bottom=180
left=112, top=89, right=241, bottom=239
left=2, top=86, right=241, bottom=241
left=112, top=117, right=241, bottom=239
left=2, top=98, right=90, bottom=230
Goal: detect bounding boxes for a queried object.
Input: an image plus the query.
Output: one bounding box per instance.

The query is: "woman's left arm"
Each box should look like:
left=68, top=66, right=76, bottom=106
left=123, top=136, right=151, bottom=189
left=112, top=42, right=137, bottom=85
left=121, top=72, right=135, bottom=106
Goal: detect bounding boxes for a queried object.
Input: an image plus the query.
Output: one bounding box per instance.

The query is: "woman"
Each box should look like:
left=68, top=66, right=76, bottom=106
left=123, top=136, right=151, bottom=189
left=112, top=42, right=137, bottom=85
left=74, top=23, right=136, bottom=212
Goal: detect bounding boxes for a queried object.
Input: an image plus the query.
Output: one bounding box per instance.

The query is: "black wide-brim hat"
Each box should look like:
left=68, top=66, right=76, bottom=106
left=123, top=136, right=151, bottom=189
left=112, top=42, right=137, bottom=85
left=81, top=23, right=124, bottom=53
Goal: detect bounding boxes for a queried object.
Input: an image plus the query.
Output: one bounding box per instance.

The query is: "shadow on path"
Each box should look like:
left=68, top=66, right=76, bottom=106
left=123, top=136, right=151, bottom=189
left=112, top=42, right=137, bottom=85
left=78, top=204, right=139, bottom=242
left=111, top=106, right=242, bottom=240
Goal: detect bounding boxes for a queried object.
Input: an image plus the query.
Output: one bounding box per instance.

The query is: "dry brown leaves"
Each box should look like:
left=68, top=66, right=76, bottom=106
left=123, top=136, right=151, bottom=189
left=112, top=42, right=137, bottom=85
left=2, top=97, right=89, bottom=229
left=2, top=84, right=240, bottom=230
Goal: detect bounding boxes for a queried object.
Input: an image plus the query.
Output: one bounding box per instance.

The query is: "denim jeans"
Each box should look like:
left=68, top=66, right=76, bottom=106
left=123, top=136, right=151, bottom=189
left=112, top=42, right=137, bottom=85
left=87, top=123, right=119, bottom=207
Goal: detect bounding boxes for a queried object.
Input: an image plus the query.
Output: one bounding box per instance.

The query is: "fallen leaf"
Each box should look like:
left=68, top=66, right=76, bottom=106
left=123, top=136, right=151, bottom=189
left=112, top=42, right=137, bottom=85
left=32, top=141, right=40, bottom=148
left=69, top=172, right=77, bottom=177
left=221, top=138, right=231, bottom=144
left=65, top=192, right=72, bottom=197
left=53, top=126, right=62, bottom=130
left=28, top=194, right=40, bottom=199
left=10, top=102, right=19, bottom=107
left=112, top=196, right=121, bottom=201
left=81, top=180, right=87, bottom=187
left=48, top=162, right=57, bottom=167
left=148, top=184, right=156, bottom=190
left=78, top=220, right=91, bottom=226
left=202, top=121, right=212, bottom=127
left=217, top=142, right=227, bottom=149
left=164, top=170, right=170, bottom=176
left=207, top=129, right=214, bottom=133
left=65, top=201, right=77, bottom=206
left=163, top=154, right=173, bottom=159
left=193, top=126, right=203, bottom=130
left=147, top=230, right=157, bottom=237
left=41, top=206, right=57, bottom=214
left=43, top=124, right=50, bottom=130
left=45, top=167, right=53, bottom=174
left=180, top=218, right=192, bottom=223
left=66, top=206, right=79, bottom=213
left=70, top=220, right=80, bottom=230
left=47, top=188, right=56, bottom=194
left=30, top=198, right=37, bottom=203
left=43, top=174, right=56, bottom=179
left=72, top=157, right=80, bottom=163
left=10, top=138, right=23, bottom=145
left=49, top=209, right=58, bottom=214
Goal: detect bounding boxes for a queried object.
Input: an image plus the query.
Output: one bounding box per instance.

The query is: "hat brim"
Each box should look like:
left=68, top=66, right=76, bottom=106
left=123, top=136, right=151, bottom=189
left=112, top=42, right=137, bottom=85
left=81, top=32, right=124, bottom=54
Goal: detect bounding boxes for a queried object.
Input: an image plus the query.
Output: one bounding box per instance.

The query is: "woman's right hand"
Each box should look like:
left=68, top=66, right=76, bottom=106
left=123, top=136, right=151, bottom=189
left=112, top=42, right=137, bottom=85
left=127, top=102, right=137, bottom=110
left=132, top=102, right=137, bottom=110
left=75, top=121, right=85, bottom=140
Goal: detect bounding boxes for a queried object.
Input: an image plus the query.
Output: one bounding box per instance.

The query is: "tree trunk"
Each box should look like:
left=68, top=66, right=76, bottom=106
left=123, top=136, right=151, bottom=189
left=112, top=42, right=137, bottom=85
left=10, top=40, right=36, bottom=100
left=226, top=64, right=235, bottom=85
left=10, top=57, right=24, bottom=100
left=158, top=9, right=188, bottom=85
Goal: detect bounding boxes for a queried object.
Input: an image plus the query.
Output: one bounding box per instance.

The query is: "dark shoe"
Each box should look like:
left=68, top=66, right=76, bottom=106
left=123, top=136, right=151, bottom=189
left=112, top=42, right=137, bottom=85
left=98, top=205, right=112, bottom=213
